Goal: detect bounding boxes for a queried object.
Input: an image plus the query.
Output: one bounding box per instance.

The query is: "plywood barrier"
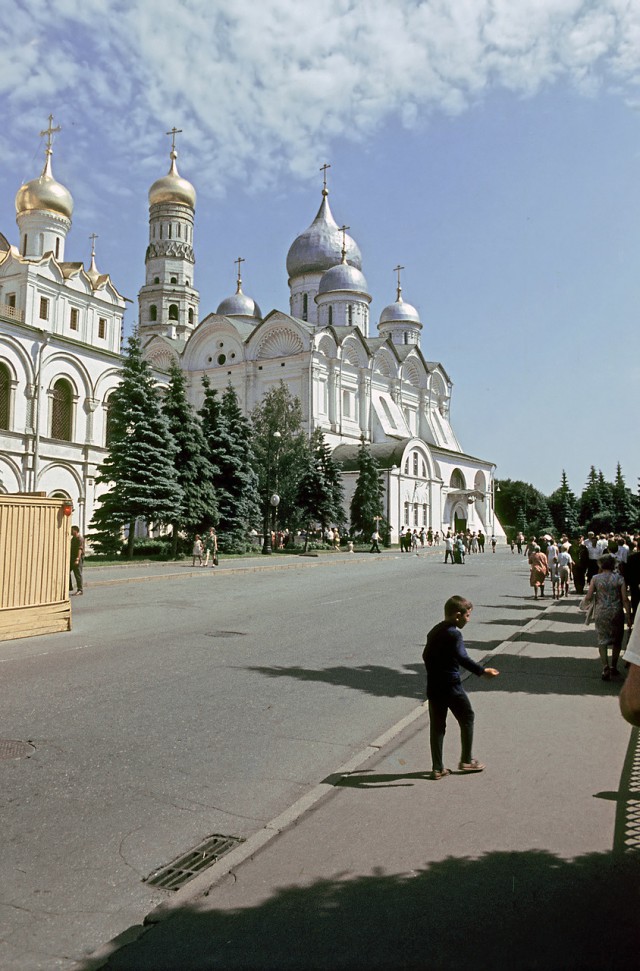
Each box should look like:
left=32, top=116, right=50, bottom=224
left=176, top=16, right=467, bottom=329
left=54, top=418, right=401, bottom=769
left=0, top=495, right=71, bottom=640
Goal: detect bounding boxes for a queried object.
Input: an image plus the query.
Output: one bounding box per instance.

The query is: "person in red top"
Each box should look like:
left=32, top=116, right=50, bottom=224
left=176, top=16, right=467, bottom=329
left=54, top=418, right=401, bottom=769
left=423, top=596, right=499, bottom=780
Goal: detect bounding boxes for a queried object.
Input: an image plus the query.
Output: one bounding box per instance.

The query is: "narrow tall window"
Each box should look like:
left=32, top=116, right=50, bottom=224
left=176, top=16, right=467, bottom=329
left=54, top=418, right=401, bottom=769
left=348, top=304, right=353, bottom=326
left=0, top=363, right=11, bottom=430
left=188, top=308, right=194, bottom=326
left=22, top=234, right=28, bottom=257
left=302, top=293, right=308, bottom=321
left=149, top=305, right=157, bottom=322
left=168, top=224, right=172, bottom=239
left=6, top=293, right=16, bottom=308
left=169, top=304, right=179, bottom=321
left=70, top=307, right=79, bottom=331
left=39, top=297, right=49, bottom=320
left=98, top=318, right=107, bottom=339
left=328, top=306, right=333, bottom=326
left=55, top=237, right=60, bottom=259
left=51, top=379, right=73, bottom=441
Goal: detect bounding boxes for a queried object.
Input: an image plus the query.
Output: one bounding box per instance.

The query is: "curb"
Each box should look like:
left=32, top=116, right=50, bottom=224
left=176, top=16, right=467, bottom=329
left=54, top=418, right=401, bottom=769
left=74, top=597, right=554, bottom=971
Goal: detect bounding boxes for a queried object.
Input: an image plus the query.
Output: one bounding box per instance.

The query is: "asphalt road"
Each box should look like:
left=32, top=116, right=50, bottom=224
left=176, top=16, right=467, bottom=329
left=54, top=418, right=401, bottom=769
left=0, top=548, right=543, bottom=970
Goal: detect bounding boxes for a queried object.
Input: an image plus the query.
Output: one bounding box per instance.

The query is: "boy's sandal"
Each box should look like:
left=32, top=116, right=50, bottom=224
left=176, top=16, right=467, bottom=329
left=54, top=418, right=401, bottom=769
left=601, top=666, right=611, bottom=681
left=431, top=768, right=451, bottom=780
left=458, top=760, right=486, bottom=772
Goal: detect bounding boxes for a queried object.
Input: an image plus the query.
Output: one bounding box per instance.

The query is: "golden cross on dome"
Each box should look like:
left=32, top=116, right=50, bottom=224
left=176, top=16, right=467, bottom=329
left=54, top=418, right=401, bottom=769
left=339, top=224, right=350, bottom=262
left=393, top=264, right=405, bottom=300
left=166, top=127, right=183, bottom=153
left=320, top=162, right=331, bottom=193
left=234, top=256, right=245, bottom=291
left=40, top=114, right=61, bottom=155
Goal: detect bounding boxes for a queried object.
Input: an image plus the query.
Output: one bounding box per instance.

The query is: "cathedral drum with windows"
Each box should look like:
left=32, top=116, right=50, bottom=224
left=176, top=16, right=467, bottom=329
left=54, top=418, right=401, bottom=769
left=0, top=119, right=125, bottom=530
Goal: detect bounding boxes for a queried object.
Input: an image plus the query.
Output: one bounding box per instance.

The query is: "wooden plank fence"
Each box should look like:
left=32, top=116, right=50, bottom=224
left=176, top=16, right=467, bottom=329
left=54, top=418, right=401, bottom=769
left=0, top=495, right=71, bottom=640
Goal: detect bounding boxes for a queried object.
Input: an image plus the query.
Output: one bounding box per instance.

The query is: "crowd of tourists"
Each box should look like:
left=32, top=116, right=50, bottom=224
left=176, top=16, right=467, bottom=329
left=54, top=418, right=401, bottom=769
left=524, top=530, right=640, bottom=682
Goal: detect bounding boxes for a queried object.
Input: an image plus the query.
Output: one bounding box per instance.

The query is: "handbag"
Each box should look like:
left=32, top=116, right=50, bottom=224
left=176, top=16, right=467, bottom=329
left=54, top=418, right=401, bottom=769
left=213, top=552, right=219, bottom=566
left=578, top=594, right=594, bottom=625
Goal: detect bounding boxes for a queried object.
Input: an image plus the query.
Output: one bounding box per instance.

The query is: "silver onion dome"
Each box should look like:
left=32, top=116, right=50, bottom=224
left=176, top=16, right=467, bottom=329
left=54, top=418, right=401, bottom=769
left=379, top=298, right=421, bottom=325
left=318, top=261, right=369, bottom=295
left=216, top=290, right=262, bottom=319
left=286, top=191, right=362, bottom=278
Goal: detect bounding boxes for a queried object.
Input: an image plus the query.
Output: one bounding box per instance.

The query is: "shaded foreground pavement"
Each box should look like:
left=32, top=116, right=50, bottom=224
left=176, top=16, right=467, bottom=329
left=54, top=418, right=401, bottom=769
left=78, top=594, right=640, bottom=971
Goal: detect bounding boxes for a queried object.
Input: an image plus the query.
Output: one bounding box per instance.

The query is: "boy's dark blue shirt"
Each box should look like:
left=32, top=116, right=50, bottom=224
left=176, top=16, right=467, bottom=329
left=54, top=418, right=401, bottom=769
left=423, top=620, right=485, bottom=697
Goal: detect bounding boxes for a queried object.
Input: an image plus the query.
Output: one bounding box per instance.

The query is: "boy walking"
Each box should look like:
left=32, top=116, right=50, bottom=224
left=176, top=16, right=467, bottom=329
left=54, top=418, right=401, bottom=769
left=423, top=596, right=499, bottom=780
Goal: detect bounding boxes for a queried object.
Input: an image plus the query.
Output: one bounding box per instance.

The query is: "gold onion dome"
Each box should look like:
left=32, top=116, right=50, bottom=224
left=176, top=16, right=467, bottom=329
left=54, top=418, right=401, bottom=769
left=148, top=150, right=196, bottom=208
left=15, top=152, right=73, bottom=220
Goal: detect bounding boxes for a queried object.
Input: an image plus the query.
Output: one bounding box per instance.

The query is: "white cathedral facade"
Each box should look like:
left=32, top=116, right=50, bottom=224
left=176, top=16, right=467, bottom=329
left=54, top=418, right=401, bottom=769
left=0, top=124, right=501, bottom=541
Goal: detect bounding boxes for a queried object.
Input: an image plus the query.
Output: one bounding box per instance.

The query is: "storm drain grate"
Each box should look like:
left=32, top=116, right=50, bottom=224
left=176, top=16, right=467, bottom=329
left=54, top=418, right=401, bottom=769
left=0, top=739, right=35, bottom=761
left=144, top=834, right=245, bottom=891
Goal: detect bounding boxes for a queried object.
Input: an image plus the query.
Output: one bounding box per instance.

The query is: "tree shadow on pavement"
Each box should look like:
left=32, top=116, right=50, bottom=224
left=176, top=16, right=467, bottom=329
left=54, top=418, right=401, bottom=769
left=95, top=847, right=640, bottom=971
left=245, top=662, right=427, bottom=700
left=247, top=647, right=623, bottom=699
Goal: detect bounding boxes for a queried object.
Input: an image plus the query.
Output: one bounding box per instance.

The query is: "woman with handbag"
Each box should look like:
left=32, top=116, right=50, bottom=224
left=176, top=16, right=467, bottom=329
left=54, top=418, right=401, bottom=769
left=582, top=554, right=632, bottom=680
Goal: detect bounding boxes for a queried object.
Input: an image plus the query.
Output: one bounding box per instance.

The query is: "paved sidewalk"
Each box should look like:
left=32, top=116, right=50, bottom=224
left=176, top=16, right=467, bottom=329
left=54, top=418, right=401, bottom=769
left=77, top=597, right=640, bottom=971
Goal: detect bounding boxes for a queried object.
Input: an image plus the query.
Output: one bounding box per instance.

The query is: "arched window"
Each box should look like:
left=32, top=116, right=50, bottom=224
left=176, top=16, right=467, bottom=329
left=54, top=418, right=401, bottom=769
left=154, top=276, right=160, bottom=284
left=149, top=305, right=157, bottom=322
left=302, top=293, right=308, bottom=321
left=0, top=363, right=11, bottom=430
left=348, top=304, right=353, bottom=326
left=451, top=469, right=466, bottom=490
left=168, top=304, right=179, bottom=321
left=413, top=452, right=419, bottom=476
left=188, top=308, right=194, bottom=326
left=51, top=379, right=73, bottom=442
left=170, top=276, right=177, bottom=284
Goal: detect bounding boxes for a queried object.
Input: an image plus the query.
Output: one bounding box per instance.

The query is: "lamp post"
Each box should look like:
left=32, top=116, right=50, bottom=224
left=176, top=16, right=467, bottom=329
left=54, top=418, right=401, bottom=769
left=262, top=430, right=281, bottom=554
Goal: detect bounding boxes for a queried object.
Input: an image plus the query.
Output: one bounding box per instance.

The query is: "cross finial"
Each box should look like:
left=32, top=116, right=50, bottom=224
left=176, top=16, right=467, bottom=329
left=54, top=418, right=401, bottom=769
left=339, top=225, right=350, bottom=263
left=393, top=264, right=405, bottom=301
left=166, top=127, right=183, bottom=155
left=40, top=114, right=61, bottom=157
left=320, top=162, right=331, bottom=195
left=234, top=256, right=245, bottom=293
left=89, top=233, right=99, bottom=259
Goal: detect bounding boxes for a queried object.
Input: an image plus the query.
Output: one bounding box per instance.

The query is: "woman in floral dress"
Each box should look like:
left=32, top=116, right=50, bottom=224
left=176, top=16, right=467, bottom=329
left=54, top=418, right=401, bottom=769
left=583, top=554, right=631, bottom=680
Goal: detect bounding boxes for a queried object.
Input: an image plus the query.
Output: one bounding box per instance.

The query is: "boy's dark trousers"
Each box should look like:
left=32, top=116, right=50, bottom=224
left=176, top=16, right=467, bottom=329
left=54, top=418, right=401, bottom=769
left=428, top=685, right=475, bottom=771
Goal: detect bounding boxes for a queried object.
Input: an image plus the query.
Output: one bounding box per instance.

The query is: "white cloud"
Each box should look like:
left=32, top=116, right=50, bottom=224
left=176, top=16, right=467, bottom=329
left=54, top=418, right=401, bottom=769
left=3, top=0, right=640, bottom=196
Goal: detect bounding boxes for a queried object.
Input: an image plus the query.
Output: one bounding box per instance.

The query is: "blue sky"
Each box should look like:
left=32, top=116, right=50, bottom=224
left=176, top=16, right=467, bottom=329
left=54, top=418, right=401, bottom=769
left=1, top=0, right=639, bottom=497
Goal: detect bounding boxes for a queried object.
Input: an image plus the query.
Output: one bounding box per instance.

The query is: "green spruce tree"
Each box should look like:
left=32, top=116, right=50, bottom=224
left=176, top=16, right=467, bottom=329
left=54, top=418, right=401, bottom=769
left=547, top=471, right=579, bottom=537
left=251, top=382, right=309, bottom=541
left=91, top=334, right=183, bottom=558
left=349, top=437, right=385, bottom=541
left=163, top=360, right=218, bottom=556
left=199, top=377, right=261, bottom=552
left=611, top=463, right=637, bottom=532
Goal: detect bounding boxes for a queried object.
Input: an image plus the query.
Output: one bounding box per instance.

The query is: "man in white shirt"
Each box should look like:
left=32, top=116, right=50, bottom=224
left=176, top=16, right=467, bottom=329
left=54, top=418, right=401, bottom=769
left=585, top=532, right=605, bottom=581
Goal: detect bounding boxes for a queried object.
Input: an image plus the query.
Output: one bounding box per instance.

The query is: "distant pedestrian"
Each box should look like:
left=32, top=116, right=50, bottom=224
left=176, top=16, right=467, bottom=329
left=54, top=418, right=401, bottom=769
left=370, top=529, right=381, bottom=554
left=444, top=534, right=454, bottom=564
left=529, top=545, right=548, bottom=599
left=582, top=554, right=631, bottom=681
left=477, top=530, right=485, bottom=552
left=192, top=534, right=203, bottom=566
left=491, top=534, right=497, bottom=553
left=423, top=595, right=499, bottom=780
left=69, top=525, right=84, bottom=596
